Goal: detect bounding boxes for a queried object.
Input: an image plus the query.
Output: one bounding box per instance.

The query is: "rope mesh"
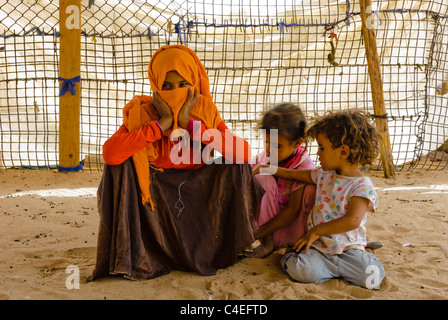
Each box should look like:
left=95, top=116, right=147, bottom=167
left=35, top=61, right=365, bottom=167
left=0, top=0, right=447, bottom=171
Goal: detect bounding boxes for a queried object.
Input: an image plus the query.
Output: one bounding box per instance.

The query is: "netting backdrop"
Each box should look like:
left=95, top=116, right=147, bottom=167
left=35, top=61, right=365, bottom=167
left=0, top=0, right=447, bottom=171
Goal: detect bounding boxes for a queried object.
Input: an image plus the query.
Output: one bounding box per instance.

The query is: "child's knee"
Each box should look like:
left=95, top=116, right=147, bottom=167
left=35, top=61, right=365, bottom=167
left=344, top=251, right=386, bottom=289
left=281, top=250, right=329, bottom=284
left=361, top=255, right=385, bottom=289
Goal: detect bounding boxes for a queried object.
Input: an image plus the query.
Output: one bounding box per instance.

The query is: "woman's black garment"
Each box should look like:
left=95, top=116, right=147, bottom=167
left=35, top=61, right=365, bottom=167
left=88, top=158, right=263, bottom=280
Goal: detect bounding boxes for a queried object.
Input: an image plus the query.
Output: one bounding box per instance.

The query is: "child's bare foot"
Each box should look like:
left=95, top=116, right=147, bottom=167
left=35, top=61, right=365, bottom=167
left=246, top=240, right=262, bottom=251
left=365, top=241, right=383, bottom=254
left=245, top=236, right=275, bottom=259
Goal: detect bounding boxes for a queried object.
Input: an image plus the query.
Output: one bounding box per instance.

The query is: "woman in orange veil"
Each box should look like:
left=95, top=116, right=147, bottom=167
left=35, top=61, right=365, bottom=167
left=89, top=45, right=263, bottom=280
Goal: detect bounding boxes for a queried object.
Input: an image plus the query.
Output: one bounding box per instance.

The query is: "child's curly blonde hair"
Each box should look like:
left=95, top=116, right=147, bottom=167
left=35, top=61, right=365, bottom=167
left=306, top=109, right=380, bottom=166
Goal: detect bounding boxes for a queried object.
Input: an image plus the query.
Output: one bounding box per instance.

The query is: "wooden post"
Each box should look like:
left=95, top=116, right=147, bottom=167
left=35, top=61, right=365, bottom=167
left=360, top=0, right=395, bottom=178
left=58, top=0, right=81, bottom=170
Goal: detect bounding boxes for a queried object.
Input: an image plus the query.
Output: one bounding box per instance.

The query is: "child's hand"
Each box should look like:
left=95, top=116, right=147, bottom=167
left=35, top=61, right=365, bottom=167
left=178, top=86, right=199, bottom=129
left=252, top=164, right=268, bottom=175
left=293, top=227, right=320, bottom=253
left=252, top=164, right=278, bottom=175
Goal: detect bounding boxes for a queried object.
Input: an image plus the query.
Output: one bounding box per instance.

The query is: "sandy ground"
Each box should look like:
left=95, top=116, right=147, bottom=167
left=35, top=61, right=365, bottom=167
left=1, top=167, right=447, bottom=301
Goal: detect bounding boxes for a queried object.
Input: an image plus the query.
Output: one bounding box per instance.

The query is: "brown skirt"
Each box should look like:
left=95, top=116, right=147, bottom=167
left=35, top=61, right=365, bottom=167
left=88, top=158, right=264, bottom=280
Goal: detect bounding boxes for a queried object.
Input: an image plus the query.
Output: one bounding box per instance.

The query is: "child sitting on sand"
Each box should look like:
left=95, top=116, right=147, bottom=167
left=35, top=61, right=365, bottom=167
left=249, top=103, right=316, bottom=258
left=253, top=109, right=385, bottom=289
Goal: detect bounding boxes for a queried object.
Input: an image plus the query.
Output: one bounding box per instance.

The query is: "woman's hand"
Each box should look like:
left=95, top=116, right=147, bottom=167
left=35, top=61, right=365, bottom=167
left=178, top=87, right=199, bottom=129
left=153, top=91, right=173, bottom=132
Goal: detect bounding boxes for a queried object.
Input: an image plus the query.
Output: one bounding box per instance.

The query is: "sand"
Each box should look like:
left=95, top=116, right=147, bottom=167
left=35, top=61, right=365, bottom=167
left=1, top=167, right=448, bottom=300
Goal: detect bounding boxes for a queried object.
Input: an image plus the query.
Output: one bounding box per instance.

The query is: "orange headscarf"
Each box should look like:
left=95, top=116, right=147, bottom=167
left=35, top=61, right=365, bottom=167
left=122, top=45, right=223, bottom=209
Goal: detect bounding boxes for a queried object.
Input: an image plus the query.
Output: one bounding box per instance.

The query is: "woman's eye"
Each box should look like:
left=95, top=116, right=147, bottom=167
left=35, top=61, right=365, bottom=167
left=179, top=82, right=191, bottom=87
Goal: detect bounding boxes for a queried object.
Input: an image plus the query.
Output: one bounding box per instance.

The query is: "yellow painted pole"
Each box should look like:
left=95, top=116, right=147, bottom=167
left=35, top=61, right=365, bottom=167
left=58, top=0, right=81, bottom=170
left=360, top=0, right=395, bottom=178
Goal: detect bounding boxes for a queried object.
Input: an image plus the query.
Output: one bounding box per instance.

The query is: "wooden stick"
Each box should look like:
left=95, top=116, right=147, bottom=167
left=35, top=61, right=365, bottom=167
left=59, top=0, right=81, bottom=169
left=360, top=0, right=395, bottom=178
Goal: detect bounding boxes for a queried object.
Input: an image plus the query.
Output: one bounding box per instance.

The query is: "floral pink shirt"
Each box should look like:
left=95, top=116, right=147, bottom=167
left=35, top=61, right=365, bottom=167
left=308, top=168, right=378, bottom=255
left=253, top=146, right=315, bottom=209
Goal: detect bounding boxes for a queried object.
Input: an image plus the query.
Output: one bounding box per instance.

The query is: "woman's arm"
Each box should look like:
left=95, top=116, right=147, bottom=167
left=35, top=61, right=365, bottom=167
left=187, top=120, right=251, bottom=164
left=102, top=122, right=163, bottom=165
left=103, top=92, right=173, bottom=166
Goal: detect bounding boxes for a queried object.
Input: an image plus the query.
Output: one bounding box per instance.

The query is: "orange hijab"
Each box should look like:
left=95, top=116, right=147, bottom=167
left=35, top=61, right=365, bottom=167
left=122, top=45, right=223, bottom=209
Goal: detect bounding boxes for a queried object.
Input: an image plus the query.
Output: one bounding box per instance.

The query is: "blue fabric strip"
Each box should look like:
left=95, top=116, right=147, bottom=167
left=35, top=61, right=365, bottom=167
left=58, top=162, right=84, bottom=172
left=59, top=76, right=81, bottom=96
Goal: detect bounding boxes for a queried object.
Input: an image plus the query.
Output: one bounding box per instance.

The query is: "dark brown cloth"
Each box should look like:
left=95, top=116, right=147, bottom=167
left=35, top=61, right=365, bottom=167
left=88, top=158, right=263, bottom=280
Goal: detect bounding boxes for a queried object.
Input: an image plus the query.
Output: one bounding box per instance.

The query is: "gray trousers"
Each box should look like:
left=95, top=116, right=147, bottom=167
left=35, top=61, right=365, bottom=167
left=281, top=247, right=385, bottom=289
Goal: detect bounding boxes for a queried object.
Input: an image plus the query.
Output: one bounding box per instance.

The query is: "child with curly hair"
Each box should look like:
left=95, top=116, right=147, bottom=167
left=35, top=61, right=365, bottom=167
left=253, top=109, right=385, bottom=289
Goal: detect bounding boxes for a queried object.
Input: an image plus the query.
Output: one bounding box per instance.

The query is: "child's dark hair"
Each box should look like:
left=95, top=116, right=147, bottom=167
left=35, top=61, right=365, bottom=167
left=306, top=109, right=380, bottom=166
left=258, top=103, right=307, bottom=142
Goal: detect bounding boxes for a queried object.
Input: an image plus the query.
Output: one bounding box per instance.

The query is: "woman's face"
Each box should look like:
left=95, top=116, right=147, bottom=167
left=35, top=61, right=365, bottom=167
left=162, top=71, right=192, bottom=91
